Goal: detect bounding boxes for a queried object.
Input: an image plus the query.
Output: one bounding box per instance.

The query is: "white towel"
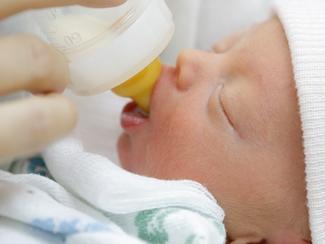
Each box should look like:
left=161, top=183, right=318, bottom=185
left=0, top=172, right=143, bottom=244
left=0, top=138, right=226, bottom=243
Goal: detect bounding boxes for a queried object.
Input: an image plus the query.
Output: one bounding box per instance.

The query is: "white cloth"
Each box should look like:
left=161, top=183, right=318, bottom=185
left=0, top=138, right=226, bottom=243
left=44, top=139, right=224, bottom=219
left=274, top=1, right=325, bottom=243
left=0, top=171, right=143, bottom=244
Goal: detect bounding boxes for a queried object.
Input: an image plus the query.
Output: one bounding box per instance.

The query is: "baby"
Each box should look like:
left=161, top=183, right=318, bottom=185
left=117, top=1, right=325, bottom=243
left=1, top=1, right=323, bottom=243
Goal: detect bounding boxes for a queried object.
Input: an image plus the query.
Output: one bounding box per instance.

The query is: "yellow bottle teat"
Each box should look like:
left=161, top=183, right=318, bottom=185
left=112, top=58, right=161, bottom=113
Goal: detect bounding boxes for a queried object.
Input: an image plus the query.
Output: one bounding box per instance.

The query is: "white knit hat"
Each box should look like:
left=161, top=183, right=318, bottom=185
left=274, top=1, right=325, bottom=243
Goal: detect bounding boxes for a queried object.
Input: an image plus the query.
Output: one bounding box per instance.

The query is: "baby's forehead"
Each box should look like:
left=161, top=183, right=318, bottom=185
left=214, top=17, right=276, bottom=49
left=233, top=16, right=294, bottom=91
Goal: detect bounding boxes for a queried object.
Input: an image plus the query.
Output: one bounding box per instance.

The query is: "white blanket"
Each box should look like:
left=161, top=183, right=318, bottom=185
left=0, top=138, right=226, bottom=243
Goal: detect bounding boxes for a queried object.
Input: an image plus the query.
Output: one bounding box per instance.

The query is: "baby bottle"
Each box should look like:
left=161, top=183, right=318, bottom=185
left=4, top=0, right=174, bottom=112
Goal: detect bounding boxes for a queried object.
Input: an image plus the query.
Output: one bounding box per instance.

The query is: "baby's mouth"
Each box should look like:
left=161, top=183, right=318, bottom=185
left=120, top=64, right=173, bottom=132
left=121, top=102, right=149, bottom=131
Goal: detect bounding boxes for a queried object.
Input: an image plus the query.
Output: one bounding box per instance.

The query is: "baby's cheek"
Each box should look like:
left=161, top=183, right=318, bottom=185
left=144, top=152, right=209, bottom=182
left=144, top=138, right=216, bottom=184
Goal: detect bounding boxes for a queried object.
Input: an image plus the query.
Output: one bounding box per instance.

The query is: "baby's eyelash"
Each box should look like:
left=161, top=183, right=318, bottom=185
left=219, top=89, right=235, bottom=130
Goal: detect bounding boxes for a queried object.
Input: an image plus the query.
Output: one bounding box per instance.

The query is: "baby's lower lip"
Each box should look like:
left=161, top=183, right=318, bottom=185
left=121, top=102, right=148, bottom=132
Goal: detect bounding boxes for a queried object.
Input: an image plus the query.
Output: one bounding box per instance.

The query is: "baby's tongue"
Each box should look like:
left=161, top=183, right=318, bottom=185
left=137, top=105, right=149, bottom=117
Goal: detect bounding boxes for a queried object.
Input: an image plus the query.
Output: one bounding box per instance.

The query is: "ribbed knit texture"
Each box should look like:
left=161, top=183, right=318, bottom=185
left=274, top=1, right=325, bottom=243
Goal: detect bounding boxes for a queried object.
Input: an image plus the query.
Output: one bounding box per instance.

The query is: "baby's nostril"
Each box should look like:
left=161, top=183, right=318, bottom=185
left=176, top=63, right=199, bottom=91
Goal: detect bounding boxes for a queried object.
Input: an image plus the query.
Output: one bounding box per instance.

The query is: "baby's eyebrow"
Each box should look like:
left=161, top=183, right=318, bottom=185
left=212, top=31, right=246, bottom=53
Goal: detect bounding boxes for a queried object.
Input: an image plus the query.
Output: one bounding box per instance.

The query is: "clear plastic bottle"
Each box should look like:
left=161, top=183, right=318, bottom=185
left=4, top=0, right=174, bottom=104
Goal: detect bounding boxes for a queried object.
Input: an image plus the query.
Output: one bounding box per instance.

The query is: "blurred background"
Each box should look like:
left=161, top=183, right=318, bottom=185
left=162, top=0, right=271, bottom=64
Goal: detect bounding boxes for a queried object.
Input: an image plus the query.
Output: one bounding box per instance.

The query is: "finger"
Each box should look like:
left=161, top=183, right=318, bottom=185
left=0, top=34, right=69, bottom=95
left=0, top=95, right=77, bottom=159
left=0, top=0, right=126, bottom=19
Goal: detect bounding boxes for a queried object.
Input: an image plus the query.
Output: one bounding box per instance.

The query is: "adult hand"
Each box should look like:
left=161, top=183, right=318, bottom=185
left=0, top=0, right=126, bottom=161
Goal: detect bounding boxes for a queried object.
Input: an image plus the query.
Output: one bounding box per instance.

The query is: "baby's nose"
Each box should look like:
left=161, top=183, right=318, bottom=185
left=176, top=49, right=212, bottom=91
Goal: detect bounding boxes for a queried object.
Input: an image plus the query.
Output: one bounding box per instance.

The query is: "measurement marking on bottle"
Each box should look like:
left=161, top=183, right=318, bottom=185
left=63, top=32, right=83, bottom=47
left=49, top=9, right=59, bottom=19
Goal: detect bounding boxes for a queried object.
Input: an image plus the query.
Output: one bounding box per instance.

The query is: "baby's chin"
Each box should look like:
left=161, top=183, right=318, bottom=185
left=117, top=132, right=146, bottom=174
left=117, top=133, right=133, bottom=170
left=117, top=134, right=164, bottom=179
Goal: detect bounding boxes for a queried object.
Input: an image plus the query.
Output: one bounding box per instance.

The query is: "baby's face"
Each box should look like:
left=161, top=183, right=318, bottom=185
left=118, top=17, right=309, bottom=240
